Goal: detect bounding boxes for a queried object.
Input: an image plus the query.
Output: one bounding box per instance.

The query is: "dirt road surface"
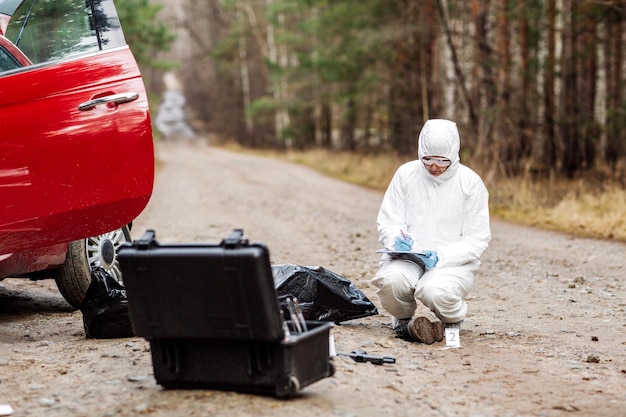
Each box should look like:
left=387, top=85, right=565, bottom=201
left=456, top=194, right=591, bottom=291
left=1, top=140, right=625, bottom=417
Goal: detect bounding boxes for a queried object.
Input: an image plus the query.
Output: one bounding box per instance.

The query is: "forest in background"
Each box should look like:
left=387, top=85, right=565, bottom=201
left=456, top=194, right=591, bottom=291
left=159, top=0, right=626, bottom=182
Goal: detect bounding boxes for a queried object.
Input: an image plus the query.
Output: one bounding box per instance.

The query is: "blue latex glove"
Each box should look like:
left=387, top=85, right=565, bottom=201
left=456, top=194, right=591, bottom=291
left=393, top=235, right=413, bottom=251
left=417, top=250, right=438, bottom=269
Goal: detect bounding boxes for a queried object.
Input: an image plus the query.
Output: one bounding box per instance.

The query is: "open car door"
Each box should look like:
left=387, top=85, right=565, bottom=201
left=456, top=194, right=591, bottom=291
left=0, top=0, right=154, bottom=255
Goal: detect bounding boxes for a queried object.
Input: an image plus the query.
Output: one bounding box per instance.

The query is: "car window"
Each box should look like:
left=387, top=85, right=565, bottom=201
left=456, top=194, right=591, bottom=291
left=0, top=44, right=22, bottom=71
left=3, top=0, right=126, bottom=66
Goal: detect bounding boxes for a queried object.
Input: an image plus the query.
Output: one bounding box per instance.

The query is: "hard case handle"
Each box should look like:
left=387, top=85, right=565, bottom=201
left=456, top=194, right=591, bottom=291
left=135, top=229, right=159, bottom=249
left=222, top=228, right=248, bottom=248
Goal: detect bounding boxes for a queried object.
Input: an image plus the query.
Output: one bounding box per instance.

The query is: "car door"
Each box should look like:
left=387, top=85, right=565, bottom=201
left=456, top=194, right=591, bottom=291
left=0, top=0, right=154, bottom=255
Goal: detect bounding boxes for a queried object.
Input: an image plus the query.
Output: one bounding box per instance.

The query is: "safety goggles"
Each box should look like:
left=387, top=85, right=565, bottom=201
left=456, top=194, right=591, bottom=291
left=421, top=156, right=451, bottom=167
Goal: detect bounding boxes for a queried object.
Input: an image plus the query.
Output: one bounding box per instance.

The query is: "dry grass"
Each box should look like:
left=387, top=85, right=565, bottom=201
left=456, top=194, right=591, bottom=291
left=220, top=143, right=405, bottom=189
left=283, top=149, right=403, bottom=190
left=532, top=184, right=626, bottom=241
left=218, top=143, right=626, bottom=242
left=476, top=174, right=626, bottom=242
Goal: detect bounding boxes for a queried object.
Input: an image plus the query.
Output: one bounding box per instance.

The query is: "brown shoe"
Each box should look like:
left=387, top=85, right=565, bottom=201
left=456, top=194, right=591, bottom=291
left=407, top=316, right=444, bottom=344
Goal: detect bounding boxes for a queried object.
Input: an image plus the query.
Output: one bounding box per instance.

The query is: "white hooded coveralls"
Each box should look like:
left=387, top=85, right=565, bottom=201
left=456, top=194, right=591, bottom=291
left=372, top=119, right=491, bottom=324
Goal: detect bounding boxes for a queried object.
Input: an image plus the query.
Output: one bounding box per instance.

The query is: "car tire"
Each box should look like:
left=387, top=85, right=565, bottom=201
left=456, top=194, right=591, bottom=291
left=54, top=225, right=131, bottom=308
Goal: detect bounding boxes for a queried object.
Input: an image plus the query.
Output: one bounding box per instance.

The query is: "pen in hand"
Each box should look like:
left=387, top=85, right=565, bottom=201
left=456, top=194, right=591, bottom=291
left=398, top=229, right=413, bottom=248
left=391, top=229, right=414, bottom=253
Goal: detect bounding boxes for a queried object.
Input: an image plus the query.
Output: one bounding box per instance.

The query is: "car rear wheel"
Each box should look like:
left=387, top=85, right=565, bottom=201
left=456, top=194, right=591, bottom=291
left=54, top=226, right=131, bottom=308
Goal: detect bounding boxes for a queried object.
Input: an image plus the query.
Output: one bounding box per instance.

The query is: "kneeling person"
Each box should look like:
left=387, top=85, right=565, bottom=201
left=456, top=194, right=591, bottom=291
left=372, top=119, right=491, bottom=344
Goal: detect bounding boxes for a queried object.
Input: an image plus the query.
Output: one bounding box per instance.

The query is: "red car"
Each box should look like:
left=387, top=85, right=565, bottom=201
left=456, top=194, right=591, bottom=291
left=0, top=0, right=154, bottom=307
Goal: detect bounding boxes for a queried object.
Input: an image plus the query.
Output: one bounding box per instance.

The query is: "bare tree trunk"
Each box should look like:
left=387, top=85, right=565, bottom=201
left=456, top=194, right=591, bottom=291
left=560, top=0, right=583, bottom=177
left=542, top=0, right=558, bottom=172
left=558, top=1, right=598, bottom=175
left=341, top=97, right=357, bottom=151
left=578, top=1, right=598, bottom=170
left=420, top=0, right=439, bottom=121
left=388, top=0, right=431, bottom=154
left=262, top=0, right=291, bottom=148
left=495, top=0, right=513, bottom=173
left=517, top=0, right=539, bottom=172
left=603, top=0, right=624, bottom=169
left=419, top=43, right=430, bottom=121
left=436, top=0, right=478, bottom=131
left=237, top=3, right=253, bottom=139
left=469, top=0, right=493, bottom=157
left=318, top=102, right=332, bottom=148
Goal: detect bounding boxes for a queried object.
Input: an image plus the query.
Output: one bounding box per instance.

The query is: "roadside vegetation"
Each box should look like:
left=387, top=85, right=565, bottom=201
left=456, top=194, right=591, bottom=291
left=220, top=142, right=626, bottom=243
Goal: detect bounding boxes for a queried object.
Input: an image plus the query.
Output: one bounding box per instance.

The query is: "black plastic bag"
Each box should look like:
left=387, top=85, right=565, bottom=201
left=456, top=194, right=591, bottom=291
left=272, top=264, right=378, bottom=323
left=80, top=267, right=134, bottom=339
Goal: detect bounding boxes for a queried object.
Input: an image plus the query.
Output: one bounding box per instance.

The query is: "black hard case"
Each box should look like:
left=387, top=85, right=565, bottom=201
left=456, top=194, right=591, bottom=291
left=117, top=230, right=334, bottom=397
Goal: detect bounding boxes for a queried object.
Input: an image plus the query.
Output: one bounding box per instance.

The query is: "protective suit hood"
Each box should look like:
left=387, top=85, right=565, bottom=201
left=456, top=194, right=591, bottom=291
left=417, top=119, right=460, bottom=184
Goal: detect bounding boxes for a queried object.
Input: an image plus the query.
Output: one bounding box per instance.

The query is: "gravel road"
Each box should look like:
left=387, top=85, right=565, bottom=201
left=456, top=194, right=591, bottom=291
left=0, top=139, right=624, bottom=417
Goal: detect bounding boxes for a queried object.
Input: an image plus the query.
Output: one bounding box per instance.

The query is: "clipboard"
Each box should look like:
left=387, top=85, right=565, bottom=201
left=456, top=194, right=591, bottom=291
left=376, top=249, right=427, bottom=256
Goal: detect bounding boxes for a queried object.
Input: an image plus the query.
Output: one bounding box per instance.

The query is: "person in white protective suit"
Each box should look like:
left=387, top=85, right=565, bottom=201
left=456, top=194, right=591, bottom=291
left=372, top=119, right=491, bottom=344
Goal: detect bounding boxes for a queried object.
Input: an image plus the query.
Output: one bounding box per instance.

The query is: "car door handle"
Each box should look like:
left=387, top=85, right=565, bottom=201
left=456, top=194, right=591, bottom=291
left=78, top=92, right=140, bottom=111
